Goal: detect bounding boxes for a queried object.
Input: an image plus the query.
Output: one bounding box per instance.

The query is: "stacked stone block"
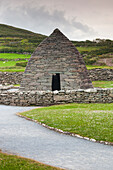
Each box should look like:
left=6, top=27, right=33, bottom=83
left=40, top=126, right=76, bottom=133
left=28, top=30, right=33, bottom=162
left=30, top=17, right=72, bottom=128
left=0, top=89, right=113, bottom=106
left=88, top=69, right=113, bottom=81
left=20, top=29, right=93, bottom=91
left=0, top=72, right=23, bottom=85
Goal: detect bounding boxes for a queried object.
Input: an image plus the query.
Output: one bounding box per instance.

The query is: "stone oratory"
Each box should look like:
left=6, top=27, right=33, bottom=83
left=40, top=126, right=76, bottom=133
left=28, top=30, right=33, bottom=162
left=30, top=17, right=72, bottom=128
left=20, top=29, right=93, bottom=91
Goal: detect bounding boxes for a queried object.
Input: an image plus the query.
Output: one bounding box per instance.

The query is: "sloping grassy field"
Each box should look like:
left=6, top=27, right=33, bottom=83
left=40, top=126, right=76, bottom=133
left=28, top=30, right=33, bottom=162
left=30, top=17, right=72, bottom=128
left=20, top=103, right=113, bottom=143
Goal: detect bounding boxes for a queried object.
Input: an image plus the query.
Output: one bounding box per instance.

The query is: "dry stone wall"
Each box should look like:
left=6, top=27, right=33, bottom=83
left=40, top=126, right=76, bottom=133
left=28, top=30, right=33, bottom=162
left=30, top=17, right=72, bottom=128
left=0, top=88, right=113, bottom=106
left=88, top=69, right=113, bottom=81
left=0, top=72, right=23, bottom=85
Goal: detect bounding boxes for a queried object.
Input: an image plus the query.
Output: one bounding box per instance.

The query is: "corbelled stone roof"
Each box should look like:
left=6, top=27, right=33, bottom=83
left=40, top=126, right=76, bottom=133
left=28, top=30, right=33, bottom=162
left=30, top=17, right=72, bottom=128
left=20, top=29, right=93, bottom=91
left=32, top=28, right=79, bottom=56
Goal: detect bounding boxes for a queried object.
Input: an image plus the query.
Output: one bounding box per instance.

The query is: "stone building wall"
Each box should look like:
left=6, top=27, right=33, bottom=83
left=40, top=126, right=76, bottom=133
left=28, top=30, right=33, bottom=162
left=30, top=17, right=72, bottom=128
left=0, top=88, right=113, bottom=106
left=20, top=29, right=93, bottom=91
left=0, top=69, right=113, bottom=85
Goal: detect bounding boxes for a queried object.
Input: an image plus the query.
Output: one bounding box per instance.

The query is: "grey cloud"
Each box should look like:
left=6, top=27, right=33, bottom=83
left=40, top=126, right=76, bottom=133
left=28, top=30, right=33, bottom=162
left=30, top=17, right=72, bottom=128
left=0, top=3, right=98, bottom=40
left=72, top=20, right=92, bottom=33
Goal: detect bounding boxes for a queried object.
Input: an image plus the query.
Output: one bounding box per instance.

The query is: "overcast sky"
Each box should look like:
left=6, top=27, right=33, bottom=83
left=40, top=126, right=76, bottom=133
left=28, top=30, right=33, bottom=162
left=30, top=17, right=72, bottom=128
left=0, top=0, right=113, bottom=40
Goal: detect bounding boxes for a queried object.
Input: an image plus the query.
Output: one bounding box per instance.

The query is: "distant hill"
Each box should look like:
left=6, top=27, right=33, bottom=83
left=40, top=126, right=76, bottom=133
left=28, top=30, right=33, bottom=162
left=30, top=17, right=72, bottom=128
left=0, top=24, right=46, bottom=53
left=0, top=24, right=46, bottom=39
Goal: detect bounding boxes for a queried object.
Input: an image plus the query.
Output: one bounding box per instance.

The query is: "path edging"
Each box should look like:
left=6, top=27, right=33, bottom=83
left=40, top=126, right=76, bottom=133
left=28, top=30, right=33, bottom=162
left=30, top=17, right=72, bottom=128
left=17, top=113, right=113, bottom=147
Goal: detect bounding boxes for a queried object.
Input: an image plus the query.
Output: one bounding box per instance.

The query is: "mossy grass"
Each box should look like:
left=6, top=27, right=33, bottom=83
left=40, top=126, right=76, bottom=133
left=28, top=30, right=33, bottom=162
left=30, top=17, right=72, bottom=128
left=86, top=65, right=113, bottom=69
left=20, top=103, right=113, bottom=143
left=0, top=151, right=62, bottom=170
left=13, top=84, right=20, bottom=87
left=92, top=81, right=113, bottom=88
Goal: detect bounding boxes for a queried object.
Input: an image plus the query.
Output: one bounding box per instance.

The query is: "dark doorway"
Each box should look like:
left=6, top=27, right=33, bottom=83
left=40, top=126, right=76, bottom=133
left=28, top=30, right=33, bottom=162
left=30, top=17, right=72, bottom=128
left=52, top=73, right=61, bottom=91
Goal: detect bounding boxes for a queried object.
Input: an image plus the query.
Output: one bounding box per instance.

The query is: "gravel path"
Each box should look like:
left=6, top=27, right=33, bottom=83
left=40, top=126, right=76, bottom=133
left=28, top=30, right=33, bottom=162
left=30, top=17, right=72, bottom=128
left=0, top=105, right=113, bottom=170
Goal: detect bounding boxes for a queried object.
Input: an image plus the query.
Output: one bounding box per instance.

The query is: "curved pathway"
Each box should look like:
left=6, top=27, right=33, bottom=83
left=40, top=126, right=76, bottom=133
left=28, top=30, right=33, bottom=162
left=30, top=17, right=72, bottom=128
left=0, top=105, right=113, bottom=170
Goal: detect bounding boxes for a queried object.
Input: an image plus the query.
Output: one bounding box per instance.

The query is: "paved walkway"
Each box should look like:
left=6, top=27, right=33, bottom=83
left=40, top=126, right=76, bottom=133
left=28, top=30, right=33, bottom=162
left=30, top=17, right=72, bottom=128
left=0, top=105, right=113, bottom=170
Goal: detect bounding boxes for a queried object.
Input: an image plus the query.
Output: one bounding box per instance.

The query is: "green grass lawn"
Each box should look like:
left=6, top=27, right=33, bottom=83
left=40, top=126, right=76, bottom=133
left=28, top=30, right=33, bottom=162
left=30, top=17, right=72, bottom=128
left=20, top=103, right=113, bottom=143
left=0, top=151, right=61, bottom=170
left=0, top=53, right=29, bottom=72
left=0, top=61, right=27, bottom=67
left=0, top=60, right=27, bottom=72
left=0, top=53, right=31, bottom=59
left=13, top=84, right=20, bottom=87
left=92, top=81, right=113, bottom=88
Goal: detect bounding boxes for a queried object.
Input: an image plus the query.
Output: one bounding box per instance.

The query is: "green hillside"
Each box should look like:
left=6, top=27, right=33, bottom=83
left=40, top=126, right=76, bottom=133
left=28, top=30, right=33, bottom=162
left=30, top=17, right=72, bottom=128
left=0, top=24, right=46, bottom=38
left=0, top=24, right=46, bottom=53
left=73, top=39, right=113, bottom=65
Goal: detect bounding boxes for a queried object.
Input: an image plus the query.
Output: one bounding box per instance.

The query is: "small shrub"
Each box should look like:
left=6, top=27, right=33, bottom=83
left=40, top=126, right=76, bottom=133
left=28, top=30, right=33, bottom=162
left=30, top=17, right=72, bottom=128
left=16, top=62, right=27, bottom=67
left=83, top=56, right=98, bottom=65
left=98, top=62, right=107, bottom=66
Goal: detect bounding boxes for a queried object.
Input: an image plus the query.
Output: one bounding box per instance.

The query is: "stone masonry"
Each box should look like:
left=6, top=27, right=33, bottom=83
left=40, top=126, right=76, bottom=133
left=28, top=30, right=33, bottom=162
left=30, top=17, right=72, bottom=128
left=20, top=29, right=93, bottom=91
left=0, top=72, right=23, bottom=85
left=88, top=69, right=113, bottom=81
left=0, top=89, right=113, bottom=106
